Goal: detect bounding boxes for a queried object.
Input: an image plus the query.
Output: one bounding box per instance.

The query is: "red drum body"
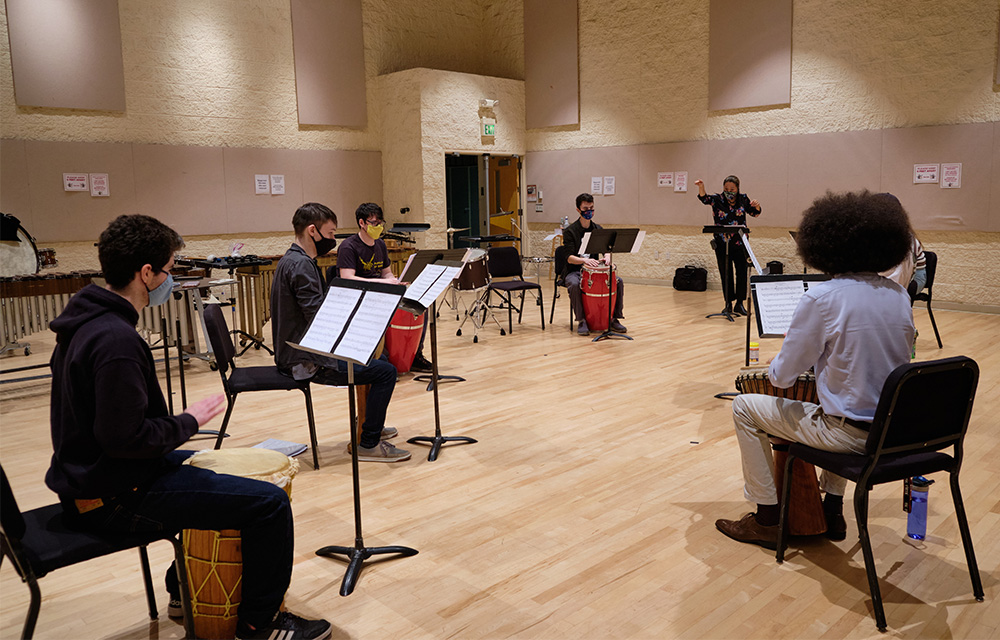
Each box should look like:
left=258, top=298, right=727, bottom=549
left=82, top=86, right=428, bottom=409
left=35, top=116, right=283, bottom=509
left=385, top=308, right=423, bottom=373
left=581, top=265, right=617, bottom=332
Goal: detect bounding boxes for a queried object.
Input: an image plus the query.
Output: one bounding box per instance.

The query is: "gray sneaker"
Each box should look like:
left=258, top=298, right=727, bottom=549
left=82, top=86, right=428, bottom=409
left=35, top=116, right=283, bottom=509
left=380, top=426, right=398, bottom=440
left=577, top=320, right=590, bottom=336
left=352, top=440, right=411, bottom=462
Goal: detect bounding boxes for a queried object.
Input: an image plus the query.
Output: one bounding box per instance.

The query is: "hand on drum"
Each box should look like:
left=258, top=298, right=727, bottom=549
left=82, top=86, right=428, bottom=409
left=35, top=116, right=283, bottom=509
left=184, top=393, right=226, bottom=426
left=583, top=257, right=602, bottom=268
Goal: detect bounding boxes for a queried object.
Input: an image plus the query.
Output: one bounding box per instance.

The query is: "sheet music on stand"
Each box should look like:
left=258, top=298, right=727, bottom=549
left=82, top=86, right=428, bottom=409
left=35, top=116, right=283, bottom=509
left=400, top=262, right=464, bottom=314
left=289, top=278, right=405, bottom=366
left=750, top=274, right=831, bottom=338
left=399, top=248, right=469, bottom=283
left=742, top=235, right=763, bottom=275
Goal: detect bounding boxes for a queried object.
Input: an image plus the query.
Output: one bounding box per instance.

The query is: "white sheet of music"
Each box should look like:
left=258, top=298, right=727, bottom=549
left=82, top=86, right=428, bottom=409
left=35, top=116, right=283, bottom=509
left=298, top=287, right=362, bottom=353
left=743, top=234, right=763, bottom=274
left=404, top=264, right=463, bottom=307
left=333, top=290, right=398, bottom=363
left=754, top=280, right=806, bottom=336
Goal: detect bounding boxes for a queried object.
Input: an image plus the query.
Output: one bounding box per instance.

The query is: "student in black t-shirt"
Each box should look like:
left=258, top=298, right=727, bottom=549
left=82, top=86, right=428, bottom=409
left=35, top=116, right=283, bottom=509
left=338, top=203, right=433, bottom=372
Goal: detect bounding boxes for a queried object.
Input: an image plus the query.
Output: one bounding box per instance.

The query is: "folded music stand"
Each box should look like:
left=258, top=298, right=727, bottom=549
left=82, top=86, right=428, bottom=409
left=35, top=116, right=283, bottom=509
left=290, top=278, right=418, bottom=596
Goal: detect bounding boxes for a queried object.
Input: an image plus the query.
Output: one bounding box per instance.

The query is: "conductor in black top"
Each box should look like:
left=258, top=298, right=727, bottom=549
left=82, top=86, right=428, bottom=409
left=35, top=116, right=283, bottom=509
left=696, top=176, right=761, bottom=316
left=562, top=193, right=626, bottom=336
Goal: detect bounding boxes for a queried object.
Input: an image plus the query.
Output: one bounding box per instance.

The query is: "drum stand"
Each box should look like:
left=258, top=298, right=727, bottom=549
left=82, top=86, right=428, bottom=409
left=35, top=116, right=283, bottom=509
left=455, top=285, right=504, bottom=343
left=593, top=253, right=631, bottom=343
left=407, top=301, right=477, bottom=461
left=315, top=362, right=418, bottom=596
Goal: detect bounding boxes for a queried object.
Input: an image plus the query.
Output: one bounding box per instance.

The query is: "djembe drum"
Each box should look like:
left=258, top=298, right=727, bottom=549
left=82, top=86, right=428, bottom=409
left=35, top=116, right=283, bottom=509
left=581, top=264, right=617, bottom=331
left=182, top=449, right=299, bottom=639
left=735, top=366, right=828, bottom=536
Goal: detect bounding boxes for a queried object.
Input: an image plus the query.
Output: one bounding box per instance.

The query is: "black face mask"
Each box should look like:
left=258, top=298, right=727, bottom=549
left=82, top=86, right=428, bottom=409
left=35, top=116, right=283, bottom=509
left=313, top=231, right=337, bottom=256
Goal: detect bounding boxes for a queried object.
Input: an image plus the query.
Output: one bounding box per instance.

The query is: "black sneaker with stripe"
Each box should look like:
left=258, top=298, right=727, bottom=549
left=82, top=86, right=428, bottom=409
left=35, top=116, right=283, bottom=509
left=235, top=611, right=331, bottom=640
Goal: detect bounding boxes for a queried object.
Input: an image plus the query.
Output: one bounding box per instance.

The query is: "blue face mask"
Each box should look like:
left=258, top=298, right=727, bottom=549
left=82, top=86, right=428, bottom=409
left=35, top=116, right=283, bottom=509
left=146, top=273, right=174, bottom=306
left=581, top=210, right=594, bottom=220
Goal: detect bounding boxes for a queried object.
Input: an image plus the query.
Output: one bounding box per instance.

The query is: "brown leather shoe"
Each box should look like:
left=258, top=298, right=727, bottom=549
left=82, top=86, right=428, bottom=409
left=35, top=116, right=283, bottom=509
left=715, top=512, right=779, bottom=550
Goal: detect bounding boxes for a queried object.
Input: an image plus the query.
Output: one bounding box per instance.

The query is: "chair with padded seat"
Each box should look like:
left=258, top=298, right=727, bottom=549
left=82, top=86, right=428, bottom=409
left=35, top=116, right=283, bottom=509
left=775, top=356, right=983, bottom=632
left=0, top=465, right=195, bottom=639
left=550, top=244, right=574, bottom=332
left=203, top=303, right=321, bottom=470
left=485, top=246, right=545, bottom=334
left=908, top=250, right=942, bottom=349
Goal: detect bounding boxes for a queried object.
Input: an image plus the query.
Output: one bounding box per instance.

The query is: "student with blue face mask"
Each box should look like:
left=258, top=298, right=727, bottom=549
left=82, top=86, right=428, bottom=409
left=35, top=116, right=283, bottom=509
left=696, top=175, right=762, bottom=316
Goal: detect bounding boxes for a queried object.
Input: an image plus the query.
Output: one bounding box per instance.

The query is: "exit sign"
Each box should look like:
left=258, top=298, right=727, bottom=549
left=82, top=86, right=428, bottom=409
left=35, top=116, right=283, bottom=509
left=481, top=117, right=496, bottom=137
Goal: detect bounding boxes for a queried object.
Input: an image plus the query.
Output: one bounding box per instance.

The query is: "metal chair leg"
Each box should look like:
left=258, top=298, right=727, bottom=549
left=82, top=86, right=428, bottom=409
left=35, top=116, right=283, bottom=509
left=214, top=396, right=237, bottom=449
left=949, top=471, right=984, bottom=600
left=854, top=487, right=887, bottom=632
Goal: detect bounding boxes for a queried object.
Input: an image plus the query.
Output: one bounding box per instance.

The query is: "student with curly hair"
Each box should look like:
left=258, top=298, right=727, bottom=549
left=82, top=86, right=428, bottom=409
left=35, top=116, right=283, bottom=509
left=716, top=190, right=915, bottom=550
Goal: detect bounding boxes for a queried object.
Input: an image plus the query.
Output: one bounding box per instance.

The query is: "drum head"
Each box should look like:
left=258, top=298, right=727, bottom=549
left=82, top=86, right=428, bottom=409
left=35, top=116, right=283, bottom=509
left=467, top=248, right=487, bottom=262
left=0, top=223, right=39, bottom=277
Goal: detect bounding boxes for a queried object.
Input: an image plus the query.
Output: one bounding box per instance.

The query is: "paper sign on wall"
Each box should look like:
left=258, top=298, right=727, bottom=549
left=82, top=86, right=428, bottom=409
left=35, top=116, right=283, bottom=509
left=270, top=174, right=285, bottom=195
left=674, top=171, right=688, bottom=193
left=591, top=177, right=603, bottom=195
left=913, top=164, right=940, bottom=183
left=89, top=173, right=110, bottom=197
left=603, top=176, right=615, bottom=196
left=63, top=173, right=88, bottom=191
left=941, top=163, right=962, bottom=189
left=657, top=172, right=674, bottom=187
left=255, top=174, right=270, bottom=194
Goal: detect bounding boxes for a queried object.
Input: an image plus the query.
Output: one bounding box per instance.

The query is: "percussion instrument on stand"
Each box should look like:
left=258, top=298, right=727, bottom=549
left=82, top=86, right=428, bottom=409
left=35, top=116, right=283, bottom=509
left=1, top=271, right=99, bottom=358
left=181, top=449, right=299, bottom=640
left=1, top=214, right=40, bottom=278
left=735, top=366, right=827, bottom=536
left=384, top=308, right=424, bottom=373
left=581, top=264, right=617, bottom=332
left=453, top=249, right=503, bottom=342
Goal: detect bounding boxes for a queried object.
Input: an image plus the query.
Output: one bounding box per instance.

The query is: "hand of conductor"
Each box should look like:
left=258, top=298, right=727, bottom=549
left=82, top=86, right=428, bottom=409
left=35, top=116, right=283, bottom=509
left=749, top=199, right=761, bottom=211
left=695, top=179, right=706, bottom=197
left=184, top=393, right=226, bottom=427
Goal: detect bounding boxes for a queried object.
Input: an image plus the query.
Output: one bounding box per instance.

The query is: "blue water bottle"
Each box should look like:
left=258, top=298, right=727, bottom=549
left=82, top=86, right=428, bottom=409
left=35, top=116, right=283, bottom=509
left=906, top=476, right=934, bottom=540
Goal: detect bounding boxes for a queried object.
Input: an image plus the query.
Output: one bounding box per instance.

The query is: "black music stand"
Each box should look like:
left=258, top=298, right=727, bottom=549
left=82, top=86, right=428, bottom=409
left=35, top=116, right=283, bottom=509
left=702, top=225, right=747, bottom=323
left=401, top=249, right=470, bottom=391
left=578, top=228, right=640, bottom=342
left=293, top=279, right=418, bottom=596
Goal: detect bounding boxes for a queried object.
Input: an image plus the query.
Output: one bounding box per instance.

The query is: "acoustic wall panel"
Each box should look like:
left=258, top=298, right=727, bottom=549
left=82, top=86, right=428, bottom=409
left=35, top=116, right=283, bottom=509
left=290, top=0, right=367, bottom=127
left=0, top=139, right=33, bottom=234
left=525, top=147, right=638, bottom=225
left=708, top=0, right=792, bottom=111
left=524, top=0, right=579, bottom=129
left=23, top=140, right=137, bottom=243
left=132, top=145, right=228, bottom=238
left=222, top=148, right=304, bottom=233
left=299, top=149, right=384, bottom=222
left=5, top=0, right=126, bottom=110
left=992, top=121, right=1000, bottom=232
left=637, top=141, right=710, bottom=226
left=707, top=136, right=790, bottom=226
left=786, top=130, right=883, bottom=223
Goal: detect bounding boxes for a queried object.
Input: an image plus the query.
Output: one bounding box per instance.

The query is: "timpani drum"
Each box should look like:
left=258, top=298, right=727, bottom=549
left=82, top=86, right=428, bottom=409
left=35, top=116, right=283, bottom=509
left=384, top=308, right=424, bottom=373
left=455, top=248, right=488, bottom=291
left=0, top=214, right=40, bottom=277
left=182, top=449, right=299, bottom=639
left=734, top=366, right=827, bottom=536
left=581, top=264, right=617, bottom=332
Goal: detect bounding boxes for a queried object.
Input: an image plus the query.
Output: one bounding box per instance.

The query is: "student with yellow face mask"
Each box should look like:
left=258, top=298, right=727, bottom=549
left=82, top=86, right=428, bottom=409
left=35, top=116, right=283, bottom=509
left=337, top=203, right=434, bottom=373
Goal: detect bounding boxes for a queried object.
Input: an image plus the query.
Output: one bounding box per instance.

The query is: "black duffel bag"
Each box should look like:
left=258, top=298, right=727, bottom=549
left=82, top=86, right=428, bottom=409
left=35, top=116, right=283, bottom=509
left=673, top=265, right=707, bottom=291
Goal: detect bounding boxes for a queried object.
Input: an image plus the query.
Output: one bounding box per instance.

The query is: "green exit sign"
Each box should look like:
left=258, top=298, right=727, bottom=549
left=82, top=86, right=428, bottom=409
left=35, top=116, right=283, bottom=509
left=481, top=118, right=496, bottom=137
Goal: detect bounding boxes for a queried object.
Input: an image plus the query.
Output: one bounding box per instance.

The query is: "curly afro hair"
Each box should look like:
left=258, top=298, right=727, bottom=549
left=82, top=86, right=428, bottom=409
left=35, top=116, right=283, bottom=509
left=796, top=190, right=913, bottom=276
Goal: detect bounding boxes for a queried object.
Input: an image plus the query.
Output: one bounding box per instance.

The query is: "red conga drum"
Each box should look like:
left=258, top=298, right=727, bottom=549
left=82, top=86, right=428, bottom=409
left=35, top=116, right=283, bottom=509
left=735, top=366, right=828, bottom=536
left=384, top=308, right=424, bottom=373
left=581, top=264, right=617, bottom=332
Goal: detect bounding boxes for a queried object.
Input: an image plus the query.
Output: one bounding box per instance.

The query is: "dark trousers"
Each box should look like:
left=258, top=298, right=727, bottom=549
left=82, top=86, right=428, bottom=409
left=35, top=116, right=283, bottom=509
left=62, top=451, right=292, bottom=629
left=713, top=239, right=750, bottom=304
left=311, top=353, right=397, bottom=448
left=565, top=269, right=625, bottom=325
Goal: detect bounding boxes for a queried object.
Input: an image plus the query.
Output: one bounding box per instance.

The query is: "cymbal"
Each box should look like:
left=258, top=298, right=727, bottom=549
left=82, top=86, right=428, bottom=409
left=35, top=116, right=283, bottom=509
left=446, top=227, right=471, bottom=233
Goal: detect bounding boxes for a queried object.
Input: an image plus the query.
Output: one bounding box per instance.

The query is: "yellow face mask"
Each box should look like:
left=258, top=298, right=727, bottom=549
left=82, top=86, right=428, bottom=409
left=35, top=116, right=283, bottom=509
left=365, top=223, right=384, bottom=240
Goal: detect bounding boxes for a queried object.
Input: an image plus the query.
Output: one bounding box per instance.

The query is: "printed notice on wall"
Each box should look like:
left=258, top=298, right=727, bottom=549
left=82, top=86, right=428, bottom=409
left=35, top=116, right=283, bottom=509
left=657, top=172, right=674, bottom=188
left=270, top=174, right=285, bottom=195
left=89, top=173, right=110, bottom=197
left=63, top=173, right=89, bottom=191
left=526, top=185, right=537, bottom=202
left=674, top=171, right=688, bottom=193
left=603, top=176, right=616, bottom=196
left=913, top=164, right=940, bottom=184
left=941, top=163, right=962, bottom=189
left=255, top=174, right=270, bottom=194
left=591, top=177, right=603, bottom=195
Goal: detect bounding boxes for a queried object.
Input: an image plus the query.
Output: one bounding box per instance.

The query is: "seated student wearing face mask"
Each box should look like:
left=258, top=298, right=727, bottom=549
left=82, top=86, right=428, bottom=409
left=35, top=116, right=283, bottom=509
left=271, top=202, right=410, bottom=463
left=47, top=214, right=332, bottom=640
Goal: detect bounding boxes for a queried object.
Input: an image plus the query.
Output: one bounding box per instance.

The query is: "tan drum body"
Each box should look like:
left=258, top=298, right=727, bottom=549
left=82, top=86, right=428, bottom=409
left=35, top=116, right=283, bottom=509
left=735, top=366, right=819, bottom=404
left=181, top=449, right=299, bottom=640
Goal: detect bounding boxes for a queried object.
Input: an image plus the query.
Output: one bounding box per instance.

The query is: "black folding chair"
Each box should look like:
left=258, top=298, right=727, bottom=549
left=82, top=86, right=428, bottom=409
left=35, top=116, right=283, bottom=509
left=203, top=304, right=321, bottom=470
left=549, top=244, right=576, bottom=332
left=775, top=356, right=984, bottom=632
left=909, top=250, right=942, bottom=349
left=0, top=465, right=194, bottom=639
left=486, top=246, right=545, bottom=334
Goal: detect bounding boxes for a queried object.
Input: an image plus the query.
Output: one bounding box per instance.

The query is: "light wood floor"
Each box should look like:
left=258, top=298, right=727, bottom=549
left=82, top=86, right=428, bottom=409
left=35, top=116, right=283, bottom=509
left=1, top=284, right=998, bottom=640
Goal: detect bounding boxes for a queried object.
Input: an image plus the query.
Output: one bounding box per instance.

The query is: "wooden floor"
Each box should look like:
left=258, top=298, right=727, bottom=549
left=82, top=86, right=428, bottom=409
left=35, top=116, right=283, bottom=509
left=1, top=284, right=998, bottom=640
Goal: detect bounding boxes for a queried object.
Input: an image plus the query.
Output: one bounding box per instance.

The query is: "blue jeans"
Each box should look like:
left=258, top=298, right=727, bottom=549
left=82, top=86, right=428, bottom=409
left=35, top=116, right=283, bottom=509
left=311, top=354, right=397, bottom=448
left=61, top=451, right=292, bottom=628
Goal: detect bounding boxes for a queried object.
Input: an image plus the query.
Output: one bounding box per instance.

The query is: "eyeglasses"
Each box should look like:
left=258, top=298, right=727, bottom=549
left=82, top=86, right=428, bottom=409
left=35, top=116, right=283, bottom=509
left=364, top=218, right=384, bottom=226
